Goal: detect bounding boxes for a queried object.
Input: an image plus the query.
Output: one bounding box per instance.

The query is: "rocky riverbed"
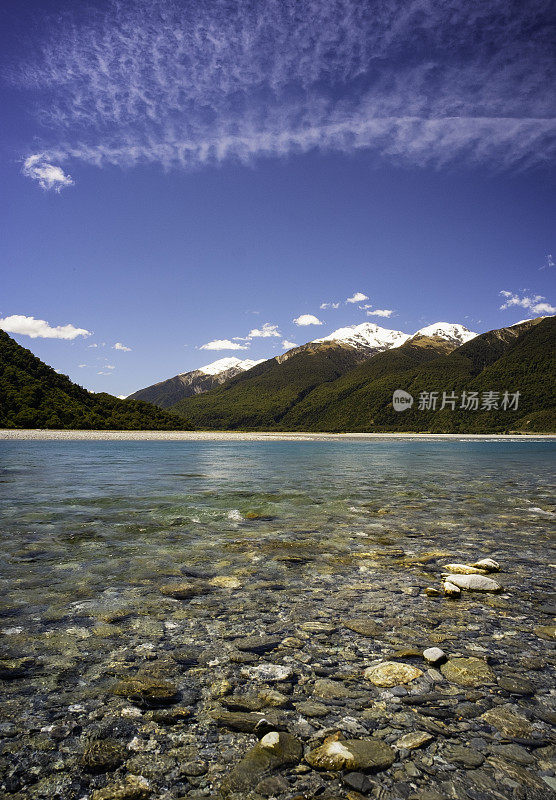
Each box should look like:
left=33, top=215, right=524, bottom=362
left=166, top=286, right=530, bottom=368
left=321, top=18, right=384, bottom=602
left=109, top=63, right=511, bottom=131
left=0, top=439, right=554, bottom=799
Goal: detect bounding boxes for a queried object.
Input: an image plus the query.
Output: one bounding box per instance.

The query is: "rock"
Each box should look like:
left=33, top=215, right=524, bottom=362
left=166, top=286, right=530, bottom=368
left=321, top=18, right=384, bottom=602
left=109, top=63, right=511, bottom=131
left=364, top=661, right=423, bottom=687
left=211, top=709, right=286, bottom=733
left=299, top=621, right=336, bottom=634
left=221, top=731, right=302, bottom=795
left=442, top=563, right=488, bottom=574
left=306, top=736, right=395, bottom=772
left=159, top=581, right=210, bottom=599
left=81, top=739, right=127, bottom=773
left=259, top=688, right=290, bottom=708
left=111, top=677, right=180, bottom=707
left=234, top=635, right=281, bottom=654
left=424, top=587, right=440, bottom=597
left=395, top=731, right=434, bottom=751
left=442, top=574, right=502, bottom=592
left=209, top=576, right=241, bottom=589
left=170, top=646, right=202, bottom=665
left=343, top=772, right=374, bottom=793
left=445, top=745, right=485, bottom=768
left=471, top=558, right=500, bottom=572
left=295, top=700, right=329, bottom=717
left=422, top=648, right=446, bottom=665
left=180, top=761, right=207, bottom=776
left=243, top=663, right=294, bottom=682
left=442, top=581, right=461, bottom=597
left=0, top=657, right=34, bottom=679
left=489, top=744, right=534, bottom=765
left=313, top=678, right=359, bottom=700
left=343, top=619, right=381, bottom=636
left=440, top=657, right=494, bottom=687
left=91, top=775, right=151, bottom=800
left=480, top=704, right=533, bottom=737
left=497, top=675, right=535, bottom=695
left=256, top=775, right=289, bottom=796
left=534, top=625, right=555, bottom=640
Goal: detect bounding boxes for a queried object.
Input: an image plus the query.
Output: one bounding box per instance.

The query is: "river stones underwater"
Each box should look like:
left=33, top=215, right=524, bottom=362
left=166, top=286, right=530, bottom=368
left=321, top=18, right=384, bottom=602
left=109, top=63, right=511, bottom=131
left=1, top=487, right=555, bottom=800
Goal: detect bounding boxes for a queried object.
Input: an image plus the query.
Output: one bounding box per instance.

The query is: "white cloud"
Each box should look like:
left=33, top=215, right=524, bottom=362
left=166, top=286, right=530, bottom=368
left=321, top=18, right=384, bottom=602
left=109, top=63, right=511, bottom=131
left=293, top=314, right=323, bottom=326
left=113, top=342, right=132, bottom=351
left=346, top=292, right=368, bottom=304
left=282, top=339, right=298, bottom=349
left=14, top=0, right=555, bottom=179
left=499, top=290, right=555, bottom=315
left=117, top=394, right=127, bottom=399
left=78, top=363, right=87, bottom=368
left=365, top=308, right=394, bottom=318
left=88, top=343, right=98, bottom=348
left=22, top=154, right=73, bottom=192
left=320, top=302, right=340, bottom=310
left=97, top=371, right=112, bottom=375
left=199, top=339, right=250, bottom=350
left=106, top=364, right=115, bottom=369
left=247, top=323, right=281, bottom=338
left=0, top=314, right=91, bottom=339
left=540, top=253, right=554, bottom=270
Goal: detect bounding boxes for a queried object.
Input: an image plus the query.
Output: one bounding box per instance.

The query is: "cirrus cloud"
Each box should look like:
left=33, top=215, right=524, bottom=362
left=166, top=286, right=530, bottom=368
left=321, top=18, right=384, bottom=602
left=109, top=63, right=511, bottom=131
left=0, top=314, right=91, bottom=339
left=22, top=154, right=73, bottom=192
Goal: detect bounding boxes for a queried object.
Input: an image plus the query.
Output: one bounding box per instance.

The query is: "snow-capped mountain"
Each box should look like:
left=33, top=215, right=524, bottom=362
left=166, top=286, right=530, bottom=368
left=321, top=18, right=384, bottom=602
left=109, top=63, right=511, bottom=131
left=129, top=356, right=263, bottom=408
left=413, top=322, right=477, bottom=346
left=313, top=322, right=412, bottom=351
left=311, top=321, right=476, bottom=353
left=199, top=357, right=263, bottom=375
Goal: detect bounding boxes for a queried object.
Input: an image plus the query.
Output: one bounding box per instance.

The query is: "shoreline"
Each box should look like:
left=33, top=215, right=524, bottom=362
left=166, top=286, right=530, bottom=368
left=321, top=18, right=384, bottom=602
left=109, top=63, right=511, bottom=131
left=0, top=428, right=554, bottom=441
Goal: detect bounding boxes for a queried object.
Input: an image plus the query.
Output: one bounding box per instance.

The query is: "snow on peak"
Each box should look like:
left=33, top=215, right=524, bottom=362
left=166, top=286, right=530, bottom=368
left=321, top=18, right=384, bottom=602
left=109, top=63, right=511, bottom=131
left=413, top=322, right=477, bottom=345
left=313, top=322, right=411, bottom=351
left=199, top=357, right=263, bottom=376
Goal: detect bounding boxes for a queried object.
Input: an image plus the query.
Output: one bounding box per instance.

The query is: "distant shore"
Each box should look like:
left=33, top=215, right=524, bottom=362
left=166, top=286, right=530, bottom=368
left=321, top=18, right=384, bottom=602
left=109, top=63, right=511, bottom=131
left=0, top=429, right=554, bottom=441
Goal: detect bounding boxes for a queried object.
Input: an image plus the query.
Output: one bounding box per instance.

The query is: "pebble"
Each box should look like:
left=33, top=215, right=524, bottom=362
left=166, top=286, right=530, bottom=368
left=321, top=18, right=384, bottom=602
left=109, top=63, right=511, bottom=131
left=422, top=647, right=446, bottom=665
left=364, top=661, right=423, bottom=687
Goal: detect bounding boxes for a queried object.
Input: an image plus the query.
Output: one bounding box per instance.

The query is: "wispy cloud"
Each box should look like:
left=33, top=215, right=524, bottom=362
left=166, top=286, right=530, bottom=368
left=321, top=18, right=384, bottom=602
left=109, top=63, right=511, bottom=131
left=320, top=302, right=340, bottom=310
left=0, top=314, right=90, bottom=339
left=11, top=0, right=555, bottom=184
left=199, top=338, right=250, bottom=350
left=346, top=292, right=368, bottom=304
left=293, top=314, right=323, bottom=326
left=499, top=290, right=555, bottom=315
left=365, top=308, right=393, bottom=318
left=113, top=342, right=132, bottom=351
left=22, top=154, right=73, bottom=192
left=539, top=253, right=554, bottom=270
left=247, top=323, right=281, bottom=338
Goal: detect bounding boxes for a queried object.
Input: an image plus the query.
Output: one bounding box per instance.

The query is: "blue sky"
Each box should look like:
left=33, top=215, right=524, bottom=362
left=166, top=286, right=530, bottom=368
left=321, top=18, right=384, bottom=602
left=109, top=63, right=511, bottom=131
left=1, top=0, right=554, bottom=396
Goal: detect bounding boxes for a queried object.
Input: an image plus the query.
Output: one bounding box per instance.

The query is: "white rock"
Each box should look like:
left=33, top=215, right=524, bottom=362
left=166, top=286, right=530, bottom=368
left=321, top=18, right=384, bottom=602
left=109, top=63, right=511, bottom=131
left=423, top=647, right=446, bottom=665
left=442, top=563, right=487, bottom=574
left=444, top=574, right=502, bottom=592
left=243, top=663, right=294, bottom=682
left=471, top=558, right=500, bottom=572
left=443, top=581, right=461, bottom=597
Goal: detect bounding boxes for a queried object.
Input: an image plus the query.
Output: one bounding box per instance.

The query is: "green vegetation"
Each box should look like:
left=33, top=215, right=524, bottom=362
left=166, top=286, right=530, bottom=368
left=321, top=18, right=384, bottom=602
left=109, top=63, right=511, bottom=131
left=172, top=318, right=556, bottom=433
left=0, top=330, right=191, bottom=430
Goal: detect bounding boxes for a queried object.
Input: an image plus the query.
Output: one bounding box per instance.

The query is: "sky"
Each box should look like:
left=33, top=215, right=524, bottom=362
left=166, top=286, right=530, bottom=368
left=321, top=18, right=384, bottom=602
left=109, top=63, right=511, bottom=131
left=1, top=0, right=554, bottom=396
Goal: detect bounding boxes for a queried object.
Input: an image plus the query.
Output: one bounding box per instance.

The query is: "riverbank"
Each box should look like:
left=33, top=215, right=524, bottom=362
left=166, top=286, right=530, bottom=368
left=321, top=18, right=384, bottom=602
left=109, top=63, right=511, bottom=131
left=1, top=429, right=555, bottom=441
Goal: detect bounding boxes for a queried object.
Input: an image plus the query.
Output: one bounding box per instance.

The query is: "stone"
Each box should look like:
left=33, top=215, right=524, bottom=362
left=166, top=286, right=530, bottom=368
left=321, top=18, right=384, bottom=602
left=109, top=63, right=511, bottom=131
left=364, top=661, right=423, bottom=687
left=91, top=775, right=151, bottom=800
left=343, top=619, right=381, bottom=636
left=209, top=576, right=241, bottom=589
left=295, top=700, right=329, bottom=717
left=442, top=563, right=488, bottom=574
left=442, top=574, right=502, bottom=592
left=243, top=663, right=293, bottom=682
left=256, top=775, right=289, bottom=796
left=159, top=581, right=210, bottom=599
left=440, top=657, right=494, bottom=687
left=534, top=625, right=555, bottom=640
left=0, top=657, right=34, bottom=679
left=211, top=709, right=286, bottom=733
left=424, top=587, right=440, bottom=597
left=395, top=731, right=434, bottom=751
left=221, top=731, right=302, bottom=795
left=234, top=635, right=281, bottom=654
left=480, top=704, right=533, bottom=737
left=306, top=736, right=395, bottom=772
left=442, top=581, right=461, bottom=597
left=81, top=739, right=127, bottom=773
left=171, top=646, right=202, bottom=665
left=299, top=621, right=336, bottom=633
left=471, top=558, right=500, bottom=572
left=446, top=745, right=485, bottom=768
left=489, top=744, right=534, bottom=765
left=422, top=647, right=446, bottom=665
left=343, top=772, right=374, bottom=793
left=497, top=675, right=535, bottom=695
left=111, top=677, right=180, bottom=707
left=313, top=678, right=357, bottom=699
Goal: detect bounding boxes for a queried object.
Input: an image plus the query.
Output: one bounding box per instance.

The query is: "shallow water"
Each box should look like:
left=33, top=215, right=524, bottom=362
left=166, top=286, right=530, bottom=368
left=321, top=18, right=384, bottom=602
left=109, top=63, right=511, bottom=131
left=0, top=439, right=555, bottom=799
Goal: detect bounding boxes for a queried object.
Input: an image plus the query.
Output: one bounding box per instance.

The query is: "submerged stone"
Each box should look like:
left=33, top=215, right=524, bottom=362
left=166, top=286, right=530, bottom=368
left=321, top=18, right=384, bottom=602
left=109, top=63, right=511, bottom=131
left=159, top=581, right=211, bottom=599
left=81, top=739, right=126, bottom=773
left=395, top=731, right=434, bottom=751
left=343, top=618, right=381, bottom=636
left=306, top=736, right=395, bottom=772
left=364, top=661, right=423, bottom=687
left=480, top=704, right=533, bottom=737
left=112, top=677, right=180, bottom=707
left=221, top=731, right=302, bottom=795
left=440, top=657, right=494, bottom=687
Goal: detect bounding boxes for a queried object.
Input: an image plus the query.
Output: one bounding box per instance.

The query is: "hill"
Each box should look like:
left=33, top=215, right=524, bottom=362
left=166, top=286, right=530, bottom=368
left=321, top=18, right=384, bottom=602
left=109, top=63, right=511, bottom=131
left=0, top=330, right=190, bottom=430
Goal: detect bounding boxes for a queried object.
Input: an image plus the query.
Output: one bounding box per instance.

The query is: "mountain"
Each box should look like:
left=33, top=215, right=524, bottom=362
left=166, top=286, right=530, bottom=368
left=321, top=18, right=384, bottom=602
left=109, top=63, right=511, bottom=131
left=0, top=330, right=189, bottom=430
left=171, top=317, right=555, bottom=432
left=412, top=322, right=477, bottom=347
left=313, top=321, right=412, bottom=351
left=128, top=357, right=264, bottom=408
